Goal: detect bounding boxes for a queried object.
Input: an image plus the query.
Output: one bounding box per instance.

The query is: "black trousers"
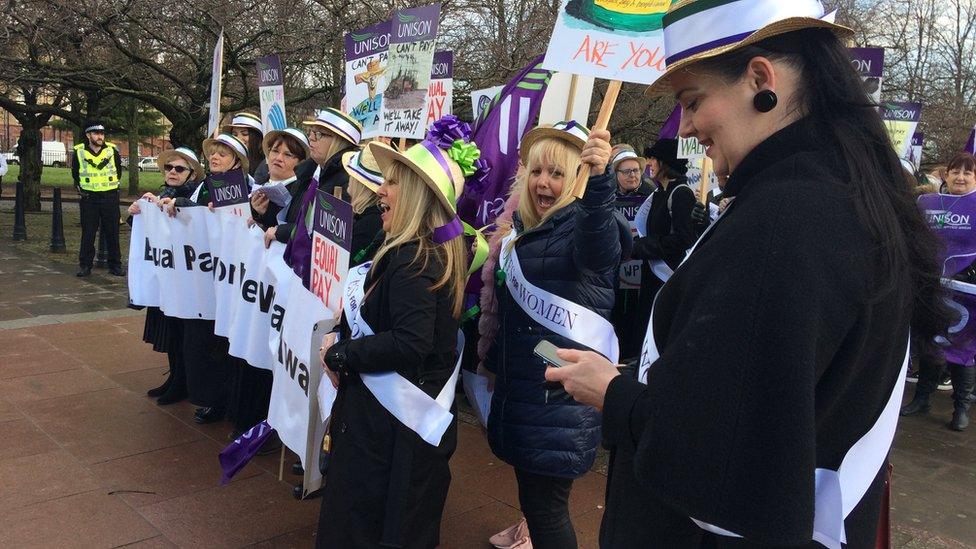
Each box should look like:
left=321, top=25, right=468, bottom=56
left=79, top=189, right=121, bottom=268
left=514, top=469, right=577, bottom=549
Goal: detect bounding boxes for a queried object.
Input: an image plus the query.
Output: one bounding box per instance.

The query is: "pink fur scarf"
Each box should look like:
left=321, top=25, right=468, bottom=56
left=476, top=190, right=521, bottom=368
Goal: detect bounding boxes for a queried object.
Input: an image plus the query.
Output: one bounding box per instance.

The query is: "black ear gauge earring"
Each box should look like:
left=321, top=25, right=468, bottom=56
left=753, top=90, right=778, bottom=113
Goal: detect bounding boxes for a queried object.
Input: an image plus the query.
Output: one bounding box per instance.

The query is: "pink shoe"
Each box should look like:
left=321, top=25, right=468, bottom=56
left=489, top=517, right=531, bottom=549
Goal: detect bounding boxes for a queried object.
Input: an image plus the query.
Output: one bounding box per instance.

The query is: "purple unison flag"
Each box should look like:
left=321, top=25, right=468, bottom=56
left=943, top=280, right=976, bottom=366
left=658, top=106, right=681, bottom=140
left=456, top=56, right=552, bottom=229
left=917, top=192, right=976, bottom=276
left=966, top=125, right=975, bottom=154
left=219, top=420, right=275, bottom=484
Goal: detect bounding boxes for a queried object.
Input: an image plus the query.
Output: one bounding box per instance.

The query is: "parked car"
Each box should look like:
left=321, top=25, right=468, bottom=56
left=137, top=157, right=159, bottom=172
left=3, top=149, right=18, bottom=165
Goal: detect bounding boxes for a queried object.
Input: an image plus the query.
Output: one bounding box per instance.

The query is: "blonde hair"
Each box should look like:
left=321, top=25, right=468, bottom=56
left=515, top=138, right=582, bottom=231
left=371, top=161, right=467, bottom=316
left=349, top=176, right=379, bottom=215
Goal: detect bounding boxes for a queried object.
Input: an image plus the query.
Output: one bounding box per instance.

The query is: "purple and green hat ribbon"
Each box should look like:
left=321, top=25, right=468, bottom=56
left=662, top=0, right=830, bottom=66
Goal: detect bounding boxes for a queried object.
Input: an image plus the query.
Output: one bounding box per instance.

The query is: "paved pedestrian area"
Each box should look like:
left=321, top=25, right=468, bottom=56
left=1, top=237, right=975, bottom=548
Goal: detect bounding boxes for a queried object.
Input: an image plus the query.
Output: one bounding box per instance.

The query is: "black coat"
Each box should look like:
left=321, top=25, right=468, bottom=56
left=611, top=186, right=654, bottom=361
left=600, top=119, right=910, bottom=547
left=351, top=204, right=384, bottom=264
left=318, top=242, right=459, bottom=549
left=484, top=172, right=622, bottom=479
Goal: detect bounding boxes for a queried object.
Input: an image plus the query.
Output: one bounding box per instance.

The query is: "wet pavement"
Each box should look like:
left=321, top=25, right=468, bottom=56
left=0, top=236, right=973, bottom=548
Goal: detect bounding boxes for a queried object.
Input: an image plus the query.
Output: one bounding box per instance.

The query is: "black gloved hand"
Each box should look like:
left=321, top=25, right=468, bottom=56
left=691, top=202, right=708, bottom=224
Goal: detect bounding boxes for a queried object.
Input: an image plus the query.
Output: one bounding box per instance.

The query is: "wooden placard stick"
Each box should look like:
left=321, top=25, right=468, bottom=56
left=333, top=185, right=343, bottom=199
left=564, top=74, right=579, bottom=121
left=699, top=156, right=712, bottom=205
left=398, top=137, right=407, bottom=151
left=572, top=79, right=622, bottom=199
left=278, top=446, right=285, bottom=481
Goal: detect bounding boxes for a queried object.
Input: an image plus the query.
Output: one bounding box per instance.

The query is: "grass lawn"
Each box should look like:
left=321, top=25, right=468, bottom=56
left=5, top=164, right=164, bottom=194
left=1, top=203, right=132, bottom=267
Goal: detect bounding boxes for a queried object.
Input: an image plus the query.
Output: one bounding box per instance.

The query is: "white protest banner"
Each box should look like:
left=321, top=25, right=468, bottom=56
left=309, top=190, right=354, bottom=315
left=267, top=276, right=337, bottom=497
left=542, top=0, right=669, bottom=85
left=128, top=203, right=217, bottom=320
left=225, top=235, right=288, bottom=370
left=257, top=55, right=287, bottom=132
left=381, top=3, right=441, bottom=139
left=849, top=47, right=884, bottom=105
left=207, top=31, right=225, bottom=138
left=345, top=20, right=392, bottom=138
left=210, top=210, right=255, bottom=338
left=470, top=85, right=503, bottom=122
left=538, top=72, right=595, bottom=126
left=882, top=101, right=922, bottom=159
left=426, top=51, right=453, bottom=126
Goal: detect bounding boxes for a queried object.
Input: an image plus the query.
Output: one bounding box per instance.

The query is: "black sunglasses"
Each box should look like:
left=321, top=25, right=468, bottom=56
left=163, top=164, right=190, bottom=174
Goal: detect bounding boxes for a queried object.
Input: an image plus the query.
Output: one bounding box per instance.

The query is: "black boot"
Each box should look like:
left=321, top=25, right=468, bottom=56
left=157, top=348, right=188, bottom=405
left=948, top=363, right=975, bottom=431
left=147, top=373, right=172, bottom=397
left=901, top=355, right=945, bottom=416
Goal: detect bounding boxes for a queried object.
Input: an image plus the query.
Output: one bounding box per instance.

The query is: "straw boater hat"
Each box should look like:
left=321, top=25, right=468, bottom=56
left=221, top=112, right=264, bottom=135
left=156, top=147, right=205, bottom=182
left=302, top=108, right=363, bottom=146
left=369, top=115, right=487, bottom=243
left=611, top=149, right=647, bottom=174
left=202, top=133, right=250, bottom=174
left=646, top=0, right=853, bottom=95
left=519, top=121, right=590, bottom=164
left=262, top=127, right=310, bottom=158
left=342, top=146, right=383, bottom=193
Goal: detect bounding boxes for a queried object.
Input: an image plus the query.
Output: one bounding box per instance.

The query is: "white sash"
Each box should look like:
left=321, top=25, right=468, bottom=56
left=500, top=230, right=619, bottom=363
left=634, top=201, right=908, bottom=546
left=342, top=262, right=462, bottom=447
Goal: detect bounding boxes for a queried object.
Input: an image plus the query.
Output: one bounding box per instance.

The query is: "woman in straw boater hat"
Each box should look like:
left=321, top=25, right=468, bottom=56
left=127, top=147, right=204, bottom=406
left=165, top=132, right=251, bottom=426
left=223, top=112, right=268, bottom=183
left=282, top=107, right=363, bottom=287
left=546, top=1, right=952, bottom=547
left=475, top=121, right=620, bottom=549
left=249, top=127, right=310, bottom=245
left=341, top=143, right=385, bottom=265
left=315, top=116, right=485, bottom=548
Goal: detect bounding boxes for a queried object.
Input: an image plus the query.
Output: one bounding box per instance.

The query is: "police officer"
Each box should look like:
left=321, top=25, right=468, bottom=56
left=72, top=122, right=124, bottom=277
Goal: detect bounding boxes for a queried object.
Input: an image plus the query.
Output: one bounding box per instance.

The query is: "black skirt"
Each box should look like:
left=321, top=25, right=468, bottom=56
left=183, top=321, right=230, bottom=407
left=226, top=358, right=273, bottom=432
left=142, top=307, right=181, bottom=353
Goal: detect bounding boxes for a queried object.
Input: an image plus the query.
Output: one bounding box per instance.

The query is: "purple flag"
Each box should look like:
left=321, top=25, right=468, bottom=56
left=966, top=125, right=975, bottom=154
left=282, top=171, right=320, bottom=288
left=658, top=106, right=681, bottom=140
left=218, top=420, right=275, bottom=484
left=944, top=280, right=976, bottom=367
left=456, top=56, right=552, bottom=229
left=917, top=192, right=976, bottom=276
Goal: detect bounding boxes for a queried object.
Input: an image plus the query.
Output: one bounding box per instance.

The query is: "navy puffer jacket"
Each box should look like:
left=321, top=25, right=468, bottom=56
left=485, top=172, right=622, bottom=478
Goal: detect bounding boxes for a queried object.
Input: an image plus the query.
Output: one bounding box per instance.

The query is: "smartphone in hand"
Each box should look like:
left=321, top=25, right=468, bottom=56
left=534, top=340, right=569, bottom=368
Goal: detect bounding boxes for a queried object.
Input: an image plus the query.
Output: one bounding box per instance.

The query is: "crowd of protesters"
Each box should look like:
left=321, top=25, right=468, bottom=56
left=117, top=1, right=976, bottom=547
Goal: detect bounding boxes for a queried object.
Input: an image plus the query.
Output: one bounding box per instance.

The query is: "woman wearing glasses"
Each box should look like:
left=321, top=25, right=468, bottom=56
left=126, top=147, right=204, bottom=406
left=282, top=108, right=363, bottom=288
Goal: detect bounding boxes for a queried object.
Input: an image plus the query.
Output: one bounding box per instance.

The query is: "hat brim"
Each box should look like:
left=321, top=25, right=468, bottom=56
left=157, top=150, right=204, bottom=183
left=221, top=122, right=264, bottom=135
left=301, top=120, right=359, bottom=146
left=369, top=142, right=457, bottom=215
left=645, top=17, right=853, bottom=97
left=262, top=130, right=311, bottom=158
left=202, top=138, right=250, bottom=175
left=519, top=127, right=587, bottom=164
left=342, top=151, right=381, bottom=193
